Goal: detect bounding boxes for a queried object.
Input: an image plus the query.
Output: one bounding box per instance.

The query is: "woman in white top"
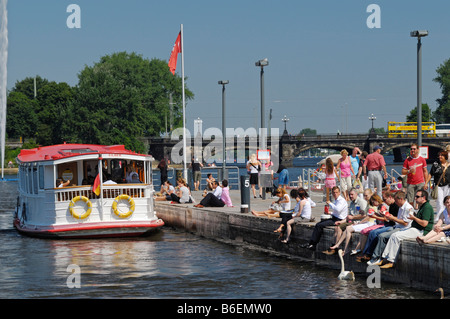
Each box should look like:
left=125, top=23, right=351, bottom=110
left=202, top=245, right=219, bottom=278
left=251, top=187, right=290, bottom=217
left=247, top=154, right=262, bottom=198
left=281, top=188, right=312, bottom=243
left=170, top=179, right=192, bottom=203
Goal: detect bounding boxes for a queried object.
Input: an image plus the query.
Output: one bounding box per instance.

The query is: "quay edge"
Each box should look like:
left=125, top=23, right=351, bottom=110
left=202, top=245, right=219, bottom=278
left=155, top=201, right=450, bottom=293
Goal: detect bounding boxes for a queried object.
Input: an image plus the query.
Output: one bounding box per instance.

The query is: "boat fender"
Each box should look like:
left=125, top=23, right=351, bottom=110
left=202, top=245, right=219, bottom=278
left=112, top=194, right=135, bottom=218
left=69, top=196, right=93, bottom=220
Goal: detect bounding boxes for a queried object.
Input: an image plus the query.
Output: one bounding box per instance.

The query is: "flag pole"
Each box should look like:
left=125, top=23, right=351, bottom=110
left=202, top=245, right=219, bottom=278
left=181, top=23, right=187, bottom=181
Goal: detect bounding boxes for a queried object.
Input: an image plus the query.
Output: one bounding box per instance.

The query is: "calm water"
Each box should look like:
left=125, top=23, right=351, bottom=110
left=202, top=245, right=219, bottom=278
left=0, top=166, right=433, bottom=299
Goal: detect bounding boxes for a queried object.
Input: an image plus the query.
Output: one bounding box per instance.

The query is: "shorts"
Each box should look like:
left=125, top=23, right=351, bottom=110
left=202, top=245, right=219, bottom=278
left=193, top=171, right=201, bottom=182
left=250, top=173, right=259, bottom=185
left=340, top=176, right=352, bottom=192
left=278, top=169, right=289, bottom=185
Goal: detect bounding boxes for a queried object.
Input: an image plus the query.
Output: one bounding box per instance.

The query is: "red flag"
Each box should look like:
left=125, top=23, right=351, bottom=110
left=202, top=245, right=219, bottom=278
left=92, top=174, right=101, bottom=196
left=168, top=32, right=181, bottom=75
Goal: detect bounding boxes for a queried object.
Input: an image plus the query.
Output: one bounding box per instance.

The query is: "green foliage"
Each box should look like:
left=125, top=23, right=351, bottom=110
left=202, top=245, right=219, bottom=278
left=406, top=104, right=432, bottom=122
left=5, top=52, right=194, bottom=153
left=68, top=52, right=193, bottom=152
left=433, top=58, right=450, bottom=124
left=299, top=128, right=317, bottom=136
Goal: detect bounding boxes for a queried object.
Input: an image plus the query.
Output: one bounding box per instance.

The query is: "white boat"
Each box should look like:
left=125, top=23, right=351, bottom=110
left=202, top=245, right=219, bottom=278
left=13, top=143, right=164, bottom=238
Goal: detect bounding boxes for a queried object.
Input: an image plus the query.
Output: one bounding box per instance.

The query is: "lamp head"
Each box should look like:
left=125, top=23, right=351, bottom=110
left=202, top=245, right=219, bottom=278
left=410, top=30, right=429, bottom=38
left=255, top=58, right=269, bottom=67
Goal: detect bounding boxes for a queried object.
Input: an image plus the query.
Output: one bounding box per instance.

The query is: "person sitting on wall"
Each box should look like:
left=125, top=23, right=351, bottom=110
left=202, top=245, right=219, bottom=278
left=194, top=181, right=225, bottom=208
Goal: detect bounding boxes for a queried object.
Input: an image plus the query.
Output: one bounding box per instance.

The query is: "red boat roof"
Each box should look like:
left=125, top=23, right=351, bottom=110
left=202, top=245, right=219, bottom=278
left=17, top=144, right=149, bottom=163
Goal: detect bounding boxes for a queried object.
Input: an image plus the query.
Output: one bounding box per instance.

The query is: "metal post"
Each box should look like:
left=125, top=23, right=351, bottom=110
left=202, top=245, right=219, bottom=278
left=218, top=81, right=229, bottom=180
left=417, top=37, right=422, bottom=146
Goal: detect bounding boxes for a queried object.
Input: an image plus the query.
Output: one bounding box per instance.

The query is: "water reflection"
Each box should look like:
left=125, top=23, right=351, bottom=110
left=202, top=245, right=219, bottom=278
left=0, top=180, right=434, bottom=299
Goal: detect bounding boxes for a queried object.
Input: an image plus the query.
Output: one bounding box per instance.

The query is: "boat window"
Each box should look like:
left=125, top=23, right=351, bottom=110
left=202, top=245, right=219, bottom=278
left=33, top=167, right=38, bottom=194
left=39, top=166, right=44, bottom=189
left=27, top=167, right=32, bottom=194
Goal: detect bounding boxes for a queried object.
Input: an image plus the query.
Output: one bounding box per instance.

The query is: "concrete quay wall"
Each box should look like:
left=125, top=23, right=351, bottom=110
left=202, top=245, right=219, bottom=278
left=156, top=201, right=450, bottom=293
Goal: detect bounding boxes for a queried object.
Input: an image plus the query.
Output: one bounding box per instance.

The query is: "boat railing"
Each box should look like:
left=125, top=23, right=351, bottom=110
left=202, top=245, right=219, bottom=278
left=53, top=184, right=151, bottom=202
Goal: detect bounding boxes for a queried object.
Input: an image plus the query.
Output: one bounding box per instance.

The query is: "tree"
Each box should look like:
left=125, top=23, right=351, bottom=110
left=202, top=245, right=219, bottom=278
left=299, top=128, right=317, bottom=136
left=68, top=52, right=194, bottom=152
left=406, top=103, right=432, bottom=122
left=433, top=58, right=450, bottom=123
left=6, top=91, right=39, bottom=139
left=7, top=76, right=74, bottom=145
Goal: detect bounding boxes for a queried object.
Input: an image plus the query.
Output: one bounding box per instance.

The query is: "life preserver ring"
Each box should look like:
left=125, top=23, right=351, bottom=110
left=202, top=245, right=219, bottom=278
left=69, top=196, right=92, bottom=219
left=112, top=194, right=135, bottom=218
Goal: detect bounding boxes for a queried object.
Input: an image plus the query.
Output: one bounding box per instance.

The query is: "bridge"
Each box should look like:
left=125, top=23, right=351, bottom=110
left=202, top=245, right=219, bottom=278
left=143, top=132, right=450, bottom=166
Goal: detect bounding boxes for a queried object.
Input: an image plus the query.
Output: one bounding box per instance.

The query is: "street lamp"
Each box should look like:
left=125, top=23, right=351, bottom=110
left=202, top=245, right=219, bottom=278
left=255, top=58, right=269, bottom=148
left=255, top=58, right=269, bottom=199
left=218, top=80, right=229, bottom=179
left=282, top=115, right=289, bottom=135
left=369, top=113, right=376, bottom=136
left=410, top=30, right=428, bottom=146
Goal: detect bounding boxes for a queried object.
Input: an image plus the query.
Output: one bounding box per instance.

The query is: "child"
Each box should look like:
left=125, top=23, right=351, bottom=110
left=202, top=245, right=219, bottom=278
left=324, top=157, right=338, bottom=202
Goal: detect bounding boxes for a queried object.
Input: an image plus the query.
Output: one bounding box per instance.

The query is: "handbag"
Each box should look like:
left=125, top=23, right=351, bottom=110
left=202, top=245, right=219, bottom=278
left=431, top=165, right=448, bottom=199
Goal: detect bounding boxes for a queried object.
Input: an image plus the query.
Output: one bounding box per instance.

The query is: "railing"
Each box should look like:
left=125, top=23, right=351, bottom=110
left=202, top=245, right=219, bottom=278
left=152, top=166, right=241, bottom=190
left=54, top=184, right=150, bottom=202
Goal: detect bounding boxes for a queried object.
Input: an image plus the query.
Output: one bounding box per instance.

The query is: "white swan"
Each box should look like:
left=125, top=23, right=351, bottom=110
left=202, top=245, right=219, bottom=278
left=338, top=249, right=355, bottom=281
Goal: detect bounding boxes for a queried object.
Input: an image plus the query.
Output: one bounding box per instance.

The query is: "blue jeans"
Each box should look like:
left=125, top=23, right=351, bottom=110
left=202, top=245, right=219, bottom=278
left=362, top=226, right=393, bottom=256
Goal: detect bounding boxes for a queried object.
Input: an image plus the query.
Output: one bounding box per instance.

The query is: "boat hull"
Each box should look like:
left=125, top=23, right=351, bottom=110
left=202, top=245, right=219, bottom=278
left=13, top=218, right=164, bottom=239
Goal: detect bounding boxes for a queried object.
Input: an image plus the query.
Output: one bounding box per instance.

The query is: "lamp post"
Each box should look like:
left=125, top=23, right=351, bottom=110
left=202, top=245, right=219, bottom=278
left=282, top=115, right=289, bottom=135
left=218, top=80, right=229, bottom=180
left=369, top=113, right=376, bottom=137
left=410, top=30, right=428, bottom=146
left=255, top=58, right=269, bottom=199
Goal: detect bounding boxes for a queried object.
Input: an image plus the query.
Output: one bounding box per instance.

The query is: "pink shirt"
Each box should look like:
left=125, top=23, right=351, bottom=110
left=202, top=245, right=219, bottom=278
left=221, top=187, right=233, bottom=207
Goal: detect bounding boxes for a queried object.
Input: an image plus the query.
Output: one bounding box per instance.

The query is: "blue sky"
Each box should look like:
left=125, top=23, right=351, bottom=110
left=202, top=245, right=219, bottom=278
left=4, top=0, right=450, bottom=135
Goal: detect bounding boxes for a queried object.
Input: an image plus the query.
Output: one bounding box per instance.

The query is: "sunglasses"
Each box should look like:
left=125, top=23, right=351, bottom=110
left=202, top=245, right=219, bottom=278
left=415, top=195, right=423, bottom=198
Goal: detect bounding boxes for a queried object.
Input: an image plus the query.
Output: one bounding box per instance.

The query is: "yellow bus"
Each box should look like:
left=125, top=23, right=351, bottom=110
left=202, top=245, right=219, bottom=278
left=387, top=122, right=436, bottom=138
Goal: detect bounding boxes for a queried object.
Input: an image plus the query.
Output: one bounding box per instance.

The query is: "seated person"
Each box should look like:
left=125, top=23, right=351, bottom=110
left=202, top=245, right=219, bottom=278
left=251, top=188, right=290, bottom=217
left=194, top=181, right=225, bottom=208
left=170, top=179, right=192, bottom=204
left=56, top=179, right=70, bottom=188
left=155, top=181, right=176, bottom=201
left=205, top=173, right=215, bottom=191
left=220, top=180, right=233, bottom=207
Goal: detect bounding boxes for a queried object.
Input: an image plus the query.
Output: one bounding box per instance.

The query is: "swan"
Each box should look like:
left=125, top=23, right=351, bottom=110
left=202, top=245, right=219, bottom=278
left=436, top=288, right=445, bottom=299
left=337, top=249, right=355, bottom=281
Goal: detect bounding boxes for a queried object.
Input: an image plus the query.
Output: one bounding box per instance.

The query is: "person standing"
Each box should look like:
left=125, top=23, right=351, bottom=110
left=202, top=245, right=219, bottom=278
left=336, top=149, right=356, bottom=201
left=363, top=145, right=388, bottom=197
left=425, top=150, right=450, bottom=217
left=157, top=158, right=168, bottom=186
left=402, top=143, right=428, bottom=204
left=247, top=154, right=262, bottom=198
left=190, top=157, right=203, bottom=191
left=349, top=147, right=361, bottom=181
